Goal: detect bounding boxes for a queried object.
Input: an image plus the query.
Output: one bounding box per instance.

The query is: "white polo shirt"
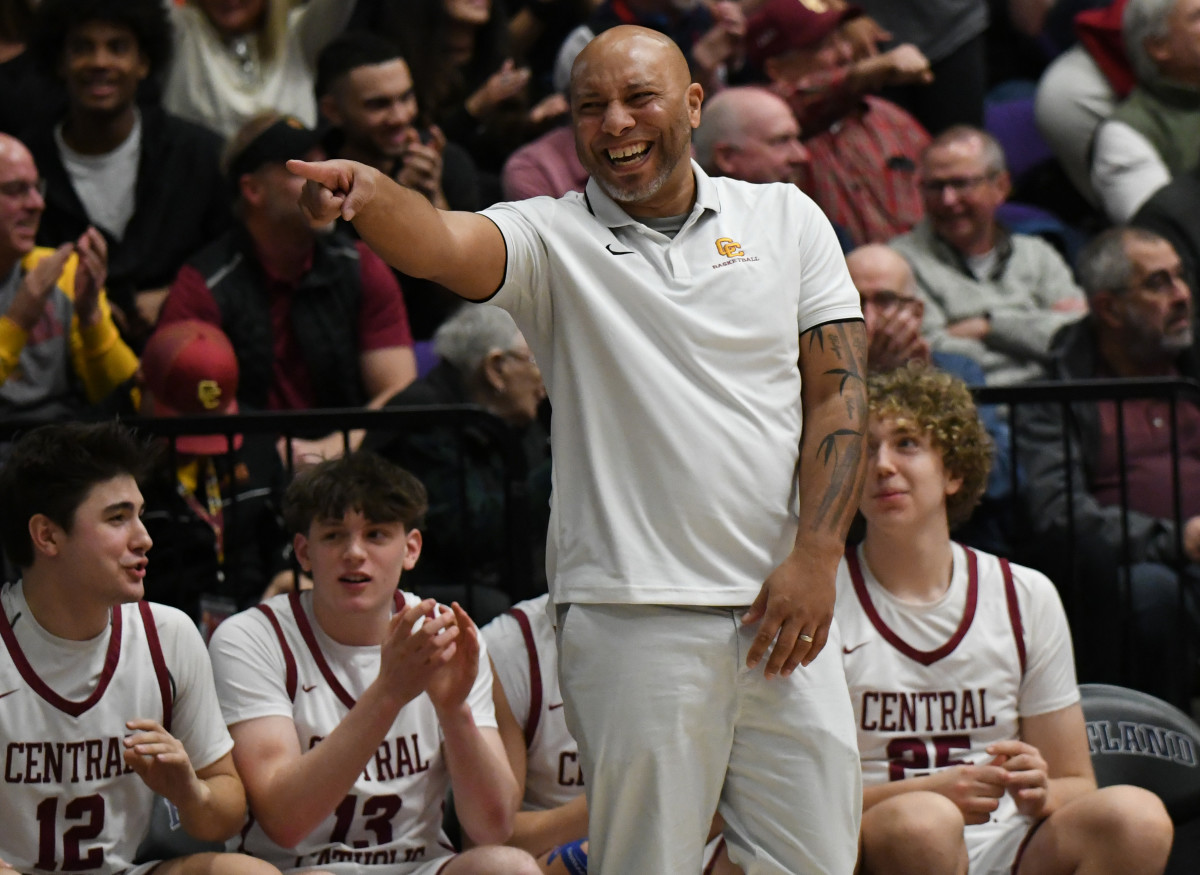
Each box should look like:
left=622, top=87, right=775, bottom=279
left=483, top=163, right=861, bottom=607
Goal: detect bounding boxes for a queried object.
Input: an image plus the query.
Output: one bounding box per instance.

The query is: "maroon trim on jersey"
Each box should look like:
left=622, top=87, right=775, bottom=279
left=1000, top=558, right=1027, bottom=677
left=509, top=606, right=542, bottom=747
left=846, top=544, right=979, bottom=666
left=290, top=590, right=357, bottom=710
left=0, top=599, right=124, bottom=716
left=256, top=603, right=298, bottom=701
left=139, top=601, right=174, bottom=732
left=289, top=590, right=408, bottom=711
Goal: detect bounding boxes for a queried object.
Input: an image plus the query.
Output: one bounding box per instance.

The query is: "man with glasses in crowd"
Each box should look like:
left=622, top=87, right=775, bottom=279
left=1018, top=226, right=1200, bottom=711
left=890, top=125, right=1088, bottom=386
left=0, top=132, right=136, bottom=425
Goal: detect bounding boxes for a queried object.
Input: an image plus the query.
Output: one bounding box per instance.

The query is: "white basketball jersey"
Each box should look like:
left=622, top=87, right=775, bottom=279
left=214, top=590, right=495, bottom=871
left=0, top=584, right=174, bottom=874
left=482, top=595, right=583, bottom=811
left=835, top=543, right=1079, bottom=827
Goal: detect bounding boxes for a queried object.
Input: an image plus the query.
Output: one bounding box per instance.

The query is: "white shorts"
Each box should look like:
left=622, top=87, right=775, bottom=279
left=965, top=814, right=1041, bottom=874
left=558, top=603, right=862, bottom=875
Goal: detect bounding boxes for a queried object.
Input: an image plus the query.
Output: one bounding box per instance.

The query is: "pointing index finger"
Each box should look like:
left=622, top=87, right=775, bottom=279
left=286, top=158, right=343, bottom=188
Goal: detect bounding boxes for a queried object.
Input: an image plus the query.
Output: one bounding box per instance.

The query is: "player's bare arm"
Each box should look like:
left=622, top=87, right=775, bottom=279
left=122, top=724, right=247, bottom=842
left=227, top=600, right=460, bottom=848
left=431, top=604, right=522, bottom=845
left=288, top=158, right=506, bottom=300
left=1000, top=704, right=1097, bottom=818
left=744, top=319, right=868, bottom=677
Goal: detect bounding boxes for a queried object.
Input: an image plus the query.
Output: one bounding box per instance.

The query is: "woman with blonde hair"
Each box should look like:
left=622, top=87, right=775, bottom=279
left=164, top=0, right=359, bottom=138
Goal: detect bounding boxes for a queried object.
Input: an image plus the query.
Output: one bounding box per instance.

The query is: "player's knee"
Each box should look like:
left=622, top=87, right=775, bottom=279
left=861, top=792, right=965, bottom=871
left=461, top=844, right=542, bottom=875
left=167, top=852, right=282, bottom=875
left=1077, top=786, right=1174, bottom=866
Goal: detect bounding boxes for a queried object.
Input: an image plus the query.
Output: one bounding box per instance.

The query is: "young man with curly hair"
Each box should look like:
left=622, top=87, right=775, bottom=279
left=838, top=363, right=1175, bottom=875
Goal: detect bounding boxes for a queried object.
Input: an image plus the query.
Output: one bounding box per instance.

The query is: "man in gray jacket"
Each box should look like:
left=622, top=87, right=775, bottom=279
left=890, top=125, right=1087, bottom=385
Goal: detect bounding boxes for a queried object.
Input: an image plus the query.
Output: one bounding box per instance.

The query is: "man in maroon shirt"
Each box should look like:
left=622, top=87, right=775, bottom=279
left=1019, top=226, right=1200, bottom=709
left=156, top=113, right=416, bottom=413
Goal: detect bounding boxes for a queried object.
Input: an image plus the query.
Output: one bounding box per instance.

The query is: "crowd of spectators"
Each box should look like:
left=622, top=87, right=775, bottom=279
left=1, top=0, right=1199, bottom=724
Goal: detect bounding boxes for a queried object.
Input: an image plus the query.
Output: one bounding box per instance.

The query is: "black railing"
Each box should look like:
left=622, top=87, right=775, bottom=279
left=2, top=379, right=1196, bottom=693
left=975, top=378, right=1200, bottom=699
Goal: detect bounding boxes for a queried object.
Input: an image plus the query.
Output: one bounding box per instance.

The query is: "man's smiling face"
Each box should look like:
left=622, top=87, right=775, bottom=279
left=570, top=27, right=703, bottom=217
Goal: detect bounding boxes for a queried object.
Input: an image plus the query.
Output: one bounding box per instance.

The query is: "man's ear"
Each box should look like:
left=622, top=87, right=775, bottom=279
left=712, top=142, right=738, bottom=177
left=481, top=349, right=507, bottom=392
left=319, top=93, right=344, bottom=127
left=686, top=82, right=704, bottom=128
left=1145, top=34, right=1171, bottom=70
left=402, top=527, right=422, bottom=571
left=29, top=514, right=63, bottom=559
left=1091, top=291, right=1123, bottom=330
left=945, top=472, right=964, bottom=497
left=293, top=532, right=312, bottom=573
left=238, top=173, right=261, bottom=207
left=995, top=170, right=1012, bottom=201
left=763, top=56, right=782, bottom=84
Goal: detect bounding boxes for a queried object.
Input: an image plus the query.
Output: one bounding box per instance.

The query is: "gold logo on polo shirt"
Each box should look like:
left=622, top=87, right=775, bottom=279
left=715, top=238, right=744, bottom=258
left=197, top=380, right=222, bottom=410
left=798, top=0, right=832, bottom=12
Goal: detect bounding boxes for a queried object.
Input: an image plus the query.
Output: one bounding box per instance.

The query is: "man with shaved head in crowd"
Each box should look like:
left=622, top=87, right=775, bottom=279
left=289, top=26, right=867, bottom=874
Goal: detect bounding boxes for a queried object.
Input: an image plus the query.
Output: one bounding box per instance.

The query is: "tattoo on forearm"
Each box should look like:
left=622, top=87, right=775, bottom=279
left=807, top=321, right=869, bottom=533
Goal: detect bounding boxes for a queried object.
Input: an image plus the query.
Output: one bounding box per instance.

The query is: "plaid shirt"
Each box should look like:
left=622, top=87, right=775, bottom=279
left=775, top=72, right=930, bottom=245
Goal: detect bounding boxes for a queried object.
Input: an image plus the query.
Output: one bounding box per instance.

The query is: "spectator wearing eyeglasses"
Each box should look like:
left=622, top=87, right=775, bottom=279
left=0, top=132, right=136, bottom=424
left=1018, top=226, right=1200, bottom=710
left=890, top=125, right=1088, bottom=386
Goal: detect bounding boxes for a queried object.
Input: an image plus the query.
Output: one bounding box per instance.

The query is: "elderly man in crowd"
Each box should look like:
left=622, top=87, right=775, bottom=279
left=1018, top=226, right=1200, bottom=710
left=0, top=132, right=135, bottom=423
left=1091, top=0, right=1200, bottom=222
left=890, top=125, right=1087, bottom=385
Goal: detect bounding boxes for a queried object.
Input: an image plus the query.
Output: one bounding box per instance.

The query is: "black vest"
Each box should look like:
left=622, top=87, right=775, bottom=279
left=189, top=227, right=367, bottom=410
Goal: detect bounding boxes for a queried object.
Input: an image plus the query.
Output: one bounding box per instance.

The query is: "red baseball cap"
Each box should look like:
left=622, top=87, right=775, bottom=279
left=745, top=0, right=861, bottom=68
left=141, top=321, right=242, bottom=455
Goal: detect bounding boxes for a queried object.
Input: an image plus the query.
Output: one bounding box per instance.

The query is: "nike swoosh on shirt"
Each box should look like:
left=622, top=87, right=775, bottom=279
left=842, top=642, right=870, bottom=655
left=302, top=684, right=318, bottom=693
left=548, top=702, right=565, bottom=710
left=605, top=243, right=634, bottom=256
